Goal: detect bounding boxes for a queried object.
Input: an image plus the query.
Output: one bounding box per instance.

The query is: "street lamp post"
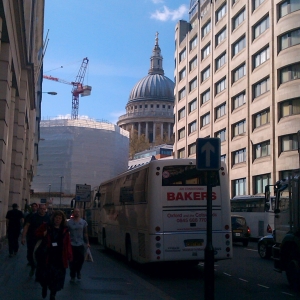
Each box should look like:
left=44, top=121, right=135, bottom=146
left=60, top=176, right=64, bottom=208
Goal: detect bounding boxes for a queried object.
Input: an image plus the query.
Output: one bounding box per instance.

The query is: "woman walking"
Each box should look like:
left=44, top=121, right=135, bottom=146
left=35, top=210, right=72, bottom=300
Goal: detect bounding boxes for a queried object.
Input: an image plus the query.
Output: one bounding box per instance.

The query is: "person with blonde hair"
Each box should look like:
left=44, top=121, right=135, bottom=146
left=35, top=210, right=73, bottom=300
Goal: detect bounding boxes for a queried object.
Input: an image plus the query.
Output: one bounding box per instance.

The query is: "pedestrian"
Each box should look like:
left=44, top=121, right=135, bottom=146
left=67, top=208, right=90, bottom=282
left=21, top=204, right=50, bottom=276
left=5, top=203, right=24, bottom=257
left=35, top=210, right=73, bottom=300
left=23, top=202, right=38, bottom=265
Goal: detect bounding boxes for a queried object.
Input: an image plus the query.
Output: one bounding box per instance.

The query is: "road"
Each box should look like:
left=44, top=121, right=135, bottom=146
left=1, top=240, right=299, bottom=299
left=102, top=240, right=300, bottom=300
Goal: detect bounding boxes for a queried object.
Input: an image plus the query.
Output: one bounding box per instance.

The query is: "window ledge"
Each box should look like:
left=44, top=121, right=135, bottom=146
left=253, top=156, right=271, bottom=164
left=232, top=162, right=246, bottom=170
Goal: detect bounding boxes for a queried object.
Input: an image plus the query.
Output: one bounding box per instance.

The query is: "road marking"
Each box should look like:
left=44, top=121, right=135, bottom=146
left=281, top=291, right=294, bottom=297
left=245, top=248, right=256, bottom=252
left=257, top=284, right=269, bottom=289
left=223, top=273, right=232, bottom=277
left=239, top=278, right=248, bottom=282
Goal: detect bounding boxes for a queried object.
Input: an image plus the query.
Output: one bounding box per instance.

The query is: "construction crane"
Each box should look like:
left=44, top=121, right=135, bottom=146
left=43, top=57, right=91, bottom=119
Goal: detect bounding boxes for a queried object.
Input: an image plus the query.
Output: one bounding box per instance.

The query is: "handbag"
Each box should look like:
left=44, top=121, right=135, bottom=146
left=33, top=238, right=48, bottom=266
left=85, top=247, right=93, bottom=262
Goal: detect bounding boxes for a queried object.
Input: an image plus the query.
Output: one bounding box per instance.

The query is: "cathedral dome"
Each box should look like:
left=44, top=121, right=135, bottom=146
left=128, top=33, right=175, bottom=104
left=128, top=74, right=174, bottom=103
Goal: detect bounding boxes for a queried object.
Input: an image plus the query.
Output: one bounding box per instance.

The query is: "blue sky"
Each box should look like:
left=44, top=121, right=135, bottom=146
left=42, top=0, right=189, bottom=124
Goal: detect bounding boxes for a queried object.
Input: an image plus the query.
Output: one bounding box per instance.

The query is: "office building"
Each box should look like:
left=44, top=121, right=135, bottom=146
left=173, top=0, right=300, bottom=197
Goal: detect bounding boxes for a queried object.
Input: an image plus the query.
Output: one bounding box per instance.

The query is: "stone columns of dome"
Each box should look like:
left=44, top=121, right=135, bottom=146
left=131, top=124, right=134, bottom=136
left=145, top=122, right=149, bottom=141
left=138, top=122, right=141, bottom=138
left=153, top=122, right=156, bottom=142
left=168, top=123, right=171, bottom=140
left=161, top=123, right=163, bottom=139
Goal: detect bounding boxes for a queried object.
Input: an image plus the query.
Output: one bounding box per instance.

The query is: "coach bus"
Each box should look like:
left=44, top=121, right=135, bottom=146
left=95, top=159, right=232, bottom=264
left=230, top=195, right=275, bottom=238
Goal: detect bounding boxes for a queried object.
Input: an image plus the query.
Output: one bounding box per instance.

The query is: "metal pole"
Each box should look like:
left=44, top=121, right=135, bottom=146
left=60, top=176, right=63, bottom=208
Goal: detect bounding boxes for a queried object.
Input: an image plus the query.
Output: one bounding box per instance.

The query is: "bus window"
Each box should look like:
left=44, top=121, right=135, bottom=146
left=162, top=166, right=220, bottom=186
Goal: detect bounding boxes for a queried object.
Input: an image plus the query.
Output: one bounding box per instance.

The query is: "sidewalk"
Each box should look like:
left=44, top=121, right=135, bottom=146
left=0, top=239, right=173, bottom=300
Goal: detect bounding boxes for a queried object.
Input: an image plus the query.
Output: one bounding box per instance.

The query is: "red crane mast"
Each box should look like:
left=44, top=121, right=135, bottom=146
left=43, top=57, right=91, bottom=120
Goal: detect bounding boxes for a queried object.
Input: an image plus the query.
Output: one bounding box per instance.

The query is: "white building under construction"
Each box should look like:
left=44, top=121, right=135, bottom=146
left=31, top=119, right=129, bottom=198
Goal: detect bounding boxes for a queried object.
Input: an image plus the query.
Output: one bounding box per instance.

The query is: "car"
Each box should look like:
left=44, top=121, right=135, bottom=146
left=257, top=234, right=275, bottom=259
left=231, top=215, right=251, bottom=247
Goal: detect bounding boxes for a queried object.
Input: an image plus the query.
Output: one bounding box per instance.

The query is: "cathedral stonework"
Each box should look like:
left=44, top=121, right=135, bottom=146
left=117, top=33, right=175, bottom=145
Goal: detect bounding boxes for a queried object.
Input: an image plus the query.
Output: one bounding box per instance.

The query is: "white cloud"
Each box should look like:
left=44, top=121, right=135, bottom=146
left=150, top=5, right=188, bottom=21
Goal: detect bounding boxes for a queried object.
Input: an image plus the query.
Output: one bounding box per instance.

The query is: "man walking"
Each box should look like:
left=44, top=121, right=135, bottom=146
left=68, top=208, right=90, bottom=282
left=23, top=203, right=38, bottom=265
left=21, top=204, right=50, bottom=277
left=6, top=203, right=24, bottom=257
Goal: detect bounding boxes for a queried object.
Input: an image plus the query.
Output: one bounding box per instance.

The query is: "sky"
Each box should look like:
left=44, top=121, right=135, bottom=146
left=41, top=0, right=190, bottom=124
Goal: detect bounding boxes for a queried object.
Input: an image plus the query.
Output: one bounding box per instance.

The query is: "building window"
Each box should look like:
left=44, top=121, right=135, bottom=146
left=188, top=120, right=197, bottom=134
left=280, top=63, right=300, bottom=84
left=215, top=52, right=226, bottom=71
left=232, top=63, right=246, bottom=83
left=221, top=154, right=226, bottom=162
left=134, top=105, right=137, bottom=109
left=232, top=35, right=246, bottom=57
left=145, top=105, right=148, bottom=108
left=280, top=133, right=298, bottom=152
left=201, top=66, right=210, bottom=82
left=254, top=174, right=271, bottom=194
left=215, top=128, right=226, bottom=142
left=233, top=178, right=246, bottom=196
left=280, top=98, right=300, bottom=118
left=253, top=0, right=265, bottom=11
left=253, top=16, right=269, bottom=40
left=215, top=27, right=227, bottom=46
left=233, top=148, right=246, bottom=164
left=216, top=77, right=226, bottom=95
left=202, top=21, right=211, bottom=38
left=216, top=3, right=227, bottom=23
left=279, top=0, right=300, bottom=19
left=157, top=104, right=159, bottom=108
left=189, top=56, right=198, bottom=72
left=201, top=89, right=210, bottom=105
left=189, top=99, right=197, bottom=113
left=280, top=170, right=294, bottom=180
left=254, top=140, right=270, bottom=159
left=190, top=36, right=198, bottom=51
left=178, top=148, right=185, bottom=158
left=178, top=107, right=185, bottom=120
left=178, top=127, right=185, bottom=140
left=279, top=28, right=300, bottom=51
left=179, top=88, right=186, bottom=101
left=179, top=48, right=186, bottom=62
left=179, top=68, right=186, bottom=81
left=233, top=119, right=246, bottom=137
left=253, top=46, right=269, bottom=69
left=189, top=77, right=198, bottom=92
left=216, top=103, right=226, bottom=119
left=232, top=91, right=246, bottom=110
left=201, top=43, right=210, bottom=60
left=253, top=77, right=270, bottom=98
left=232, top=8, right=245, bottom=30
left=168, top=105, right=171, bottom=109
left=253, top=109, right=270, bottom=129
left=201, top=113, right=210, bottom=127
left=188, top=143, right=196, bottom=156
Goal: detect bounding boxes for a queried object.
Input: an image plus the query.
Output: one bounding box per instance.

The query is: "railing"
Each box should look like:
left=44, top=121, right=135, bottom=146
left=118, top=111, right=174, bottom=121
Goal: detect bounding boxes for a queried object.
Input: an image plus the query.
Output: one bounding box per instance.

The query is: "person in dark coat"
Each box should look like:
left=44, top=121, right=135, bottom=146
left=35, top=210, right=73, bottom=300
left=21, top=204, right=50, bottom=276
left=5, top=203, right=24, bottom=257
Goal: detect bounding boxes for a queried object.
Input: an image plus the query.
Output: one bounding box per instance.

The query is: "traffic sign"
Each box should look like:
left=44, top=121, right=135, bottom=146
left=196, top=138, right=221, bottom=170
left=75, top=184, right=91, bottom=202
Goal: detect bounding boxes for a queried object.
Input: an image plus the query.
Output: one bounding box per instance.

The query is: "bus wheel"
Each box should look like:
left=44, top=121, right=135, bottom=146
left=102, top=229, right=107, bottom=250
left=286, top=259, right=300, bottom=290
left=126, top=238, right=132, bottom=264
